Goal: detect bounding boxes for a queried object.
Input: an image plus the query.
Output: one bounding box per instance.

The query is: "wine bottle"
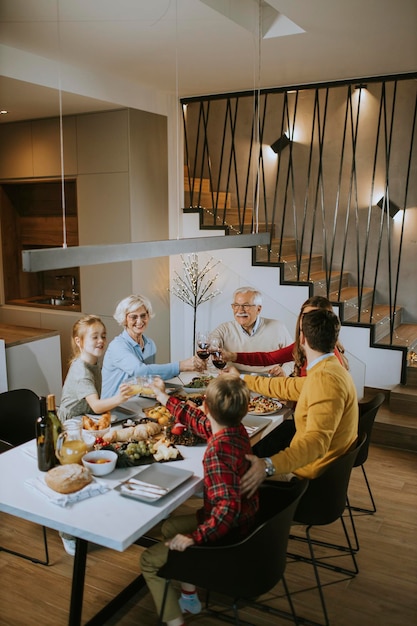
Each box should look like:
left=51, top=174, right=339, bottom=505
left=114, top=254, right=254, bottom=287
left=36, top=395, right=57, bottom=471
left=47, top=394, right=62, bottom=455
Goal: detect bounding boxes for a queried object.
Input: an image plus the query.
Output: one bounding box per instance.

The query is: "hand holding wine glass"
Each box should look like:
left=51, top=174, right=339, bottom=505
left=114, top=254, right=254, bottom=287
left=209, top=337, right=227, bottom=370
left=196, top=331, right=211, bottom=373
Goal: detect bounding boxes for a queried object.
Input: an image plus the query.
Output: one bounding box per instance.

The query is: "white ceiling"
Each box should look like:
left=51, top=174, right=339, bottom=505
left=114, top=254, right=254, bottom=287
left=0, top=0, right=416, bottom=123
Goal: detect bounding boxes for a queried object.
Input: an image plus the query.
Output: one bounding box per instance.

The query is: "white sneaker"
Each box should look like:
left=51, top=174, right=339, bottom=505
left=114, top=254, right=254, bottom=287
left=179, top=594, right=202, bottom=615
left=59, top=532, right=76, bottom=556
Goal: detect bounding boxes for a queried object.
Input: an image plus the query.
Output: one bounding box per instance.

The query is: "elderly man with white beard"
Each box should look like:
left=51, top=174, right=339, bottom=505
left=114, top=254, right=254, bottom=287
left=210, top=287, right=294, bottom=375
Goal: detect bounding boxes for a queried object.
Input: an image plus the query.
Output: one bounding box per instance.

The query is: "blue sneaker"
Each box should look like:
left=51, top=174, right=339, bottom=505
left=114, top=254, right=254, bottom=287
left=179, top=593, right=202, bottom=615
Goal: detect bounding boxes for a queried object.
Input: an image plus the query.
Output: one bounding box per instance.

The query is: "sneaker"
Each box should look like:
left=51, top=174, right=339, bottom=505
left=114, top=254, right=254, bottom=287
left=179, top=593, right=202, bottom=615
left=59, top=532, right=76, bottom=556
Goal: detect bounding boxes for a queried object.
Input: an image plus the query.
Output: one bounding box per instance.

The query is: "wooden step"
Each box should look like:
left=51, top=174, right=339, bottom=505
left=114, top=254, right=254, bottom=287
left=357, top=304, right=403, bottom=342
left=329, top=286, right=374, bottom=321
left=308, top=270, right=350, bottom=295
left=255, top=237, right=297, bottom=260
left=389, top=384, right=417, bottom=415
left=362, top=387, right=417, bottom=451
left=281, top=253, right=323, bottom=277
left=376, top=323, right=417, bottom=349
left=184, top=190, right=231, bottom=209
left=184, top=177, right=211, bottom=193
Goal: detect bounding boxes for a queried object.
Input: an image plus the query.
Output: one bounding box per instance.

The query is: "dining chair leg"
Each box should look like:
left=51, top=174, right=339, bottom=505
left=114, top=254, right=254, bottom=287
left=349, top=465, right=377, bottom=514
left=305, top=526, right=330, bottom=626
left=345, top=495, right=360, bottom=552
left=289, top=515, right=359, bottom=577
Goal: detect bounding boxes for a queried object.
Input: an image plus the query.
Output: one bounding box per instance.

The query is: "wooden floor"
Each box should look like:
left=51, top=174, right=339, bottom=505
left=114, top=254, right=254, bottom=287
left=1, top=444, right=416, bottom=626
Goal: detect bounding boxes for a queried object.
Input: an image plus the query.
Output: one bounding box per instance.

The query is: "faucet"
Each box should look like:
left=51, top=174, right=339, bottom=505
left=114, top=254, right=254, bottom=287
left=55, top=275, right=79, bottom=302
left=70, top=275, right=79, bottom=302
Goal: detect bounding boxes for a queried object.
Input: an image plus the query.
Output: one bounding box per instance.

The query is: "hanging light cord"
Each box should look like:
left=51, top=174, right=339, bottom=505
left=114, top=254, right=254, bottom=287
left=57, top=0, right=67, bottom=249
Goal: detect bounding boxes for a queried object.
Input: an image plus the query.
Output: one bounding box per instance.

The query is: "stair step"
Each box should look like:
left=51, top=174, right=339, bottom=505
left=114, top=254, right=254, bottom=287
left=359, top=305, right=403, bottom=342
left=184, top=190, right=231, bottom=209
left=376, top=323, right=417, bottom=349
left=281, top=254, right=323, bottom=277
left=255, top=238, right=297, bottom=260
left=308, top=270, right=350, bottom=294
left=390, top=384, right=417, bottom=415
left=329, top=287, right=374, bottom=321
left=184, top=177, right=211, bottom=193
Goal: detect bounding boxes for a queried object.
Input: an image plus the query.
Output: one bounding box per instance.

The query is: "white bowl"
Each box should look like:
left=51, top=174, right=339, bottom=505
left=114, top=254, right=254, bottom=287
left=82, top=426, right=111, bottom=439
left=82, top=449, right=118, bottom=476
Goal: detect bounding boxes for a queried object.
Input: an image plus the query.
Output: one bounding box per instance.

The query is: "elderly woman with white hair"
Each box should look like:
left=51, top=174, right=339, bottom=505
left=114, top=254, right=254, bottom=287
left=101, top=294, right=203, bottom=398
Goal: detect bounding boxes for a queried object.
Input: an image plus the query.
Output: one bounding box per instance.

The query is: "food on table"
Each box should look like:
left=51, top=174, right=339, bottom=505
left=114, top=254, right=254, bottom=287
left=184, top=375, right=214, bottom=389
left=45, top=463, right=92, bottom=494
left=153, top=443, right=180, bottom=461
left=143, top=404, right=173, bottom=426
left=248, top=396, right=282, bottom=414
left=103, top=420, right=162, bottom=443
left=186, top=393, right=205, bottom=406
left=82, top=412, right=111, bottom=430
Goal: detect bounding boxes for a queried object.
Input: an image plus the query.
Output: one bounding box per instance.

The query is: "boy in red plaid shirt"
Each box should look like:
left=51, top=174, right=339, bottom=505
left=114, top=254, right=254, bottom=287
left=140, top=375, right=259, bottom=626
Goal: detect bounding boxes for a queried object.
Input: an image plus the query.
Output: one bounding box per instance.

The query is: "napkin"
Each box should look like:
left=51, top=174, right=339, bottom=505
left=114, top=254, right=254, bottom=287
left=25, top=475, right=109, bottom=508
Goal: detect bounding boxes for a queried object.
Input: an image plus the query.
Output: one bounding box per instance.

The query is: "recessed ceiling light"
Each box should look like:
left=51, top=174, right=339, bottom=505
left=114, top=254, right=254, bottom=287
left=0, top=110, right=9, bottom=115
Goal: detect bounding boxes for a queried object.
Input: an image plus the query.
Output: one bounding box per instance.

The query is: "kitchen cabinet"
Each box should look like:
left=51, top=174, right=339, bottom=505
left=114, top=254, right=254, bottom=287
left=0, top=323, right=62, bottom=402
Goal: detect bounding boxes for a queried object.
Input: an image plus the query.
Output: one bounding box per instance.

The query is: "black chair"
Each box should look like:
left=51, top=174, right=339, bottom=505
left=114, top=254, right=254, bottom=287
left=345, top=392, right=385, bottom=552
left=157, top=479, right=309, bottom=625
left=0, top=388, right=50, bottom=565
left=288, top=435, right=366, bottom=626
left=350, top=392, right=385, bottom=514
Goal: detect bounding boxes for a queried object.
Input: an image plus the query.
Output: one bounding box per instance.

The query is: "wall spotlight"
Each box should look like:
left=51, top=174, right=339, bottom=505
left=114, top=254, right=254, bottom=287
left=354, top=83, right=368, bottom=90
left=377, top=196, right=401, bottom=219
left=270, top=134, right=291, bottom=154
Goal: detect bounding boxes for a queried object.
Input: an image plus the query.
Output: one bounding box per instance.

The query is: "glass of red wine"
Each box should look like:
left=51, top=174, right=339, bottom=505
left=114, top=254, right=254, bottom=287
left=196, top=331, right=211, bottom=373
left=209, top=337, right=227, bottom=370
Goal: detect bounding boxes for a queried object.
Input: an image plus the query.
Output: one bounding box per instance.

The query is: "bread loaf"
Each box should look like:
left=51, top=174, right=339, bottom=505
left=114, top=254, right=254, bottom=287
left=45, top=463, right=93, bottom=494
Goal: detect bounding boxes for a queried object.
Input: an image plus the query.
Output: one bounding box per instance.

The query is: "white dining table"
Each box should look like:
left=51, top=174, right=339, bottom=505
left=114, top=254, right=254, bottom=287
left=0, top=376, right=290, bottom=626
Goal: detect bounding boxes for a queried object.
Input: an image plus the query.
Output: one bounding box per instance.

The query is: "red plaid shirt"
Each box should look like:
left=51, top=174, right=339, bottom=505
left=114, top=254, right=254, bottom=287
left=166, top=396, right=259, bottom=545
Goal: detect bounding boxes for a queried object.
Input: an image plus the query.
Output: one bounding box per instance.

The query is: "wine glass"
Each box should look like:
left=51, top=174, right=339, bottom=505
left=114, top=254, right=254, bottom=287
left=209, top=337, right=227, bottom=370
left=196, top=331, right=211, bottom=373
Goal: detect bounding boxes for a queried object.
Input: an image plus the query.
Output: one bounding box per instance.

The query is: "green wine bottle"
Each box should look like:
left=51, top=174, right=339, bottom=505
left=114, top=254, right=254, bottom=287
left=47, top=394, right=62, bottom=457
left=36, top=396, right=57, bottom=471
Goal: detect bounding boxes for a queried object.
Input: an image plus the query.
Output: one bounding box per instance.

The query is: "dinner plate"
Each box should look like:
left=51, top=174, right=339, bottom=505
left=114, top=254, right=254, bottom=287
left=242, top=415, right=272, bottom=438
left=117, top=465, right=194, bottom=503
left=247, top=397, right=282, bottom=415
left=110, top=406, right=138, bottom=424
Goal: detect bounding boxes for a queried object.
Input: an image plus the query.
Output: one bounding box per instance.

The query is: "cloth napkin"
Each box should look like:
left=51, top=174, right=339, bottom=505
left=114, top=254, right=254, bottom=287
left=25, top=475, right=109, bottom=508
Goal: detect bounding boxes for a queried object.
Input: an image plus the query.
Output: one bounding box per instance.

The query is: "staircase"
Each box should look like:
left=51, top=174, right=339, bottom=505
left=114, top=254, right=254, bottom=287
left=183, top=170, right=417, bottom=446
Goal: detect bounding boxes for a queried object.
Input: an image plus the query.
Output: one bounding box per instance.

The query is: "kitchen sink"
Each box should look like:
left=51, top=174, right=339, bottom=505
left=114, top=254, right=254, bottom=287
left=32, top=297, right=79, bottom=307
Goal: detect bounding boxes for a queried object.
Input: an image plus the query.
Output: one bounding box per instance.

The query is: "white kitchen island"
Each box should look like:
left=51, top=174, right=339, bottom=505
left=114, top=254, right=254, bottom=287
left=0, top=323, right=62, bottom=400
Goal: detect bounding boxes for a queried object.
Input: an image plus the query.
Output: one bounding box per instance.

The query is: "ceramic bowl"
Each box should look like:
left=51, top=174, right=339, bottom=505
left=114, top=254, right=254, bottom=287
left=82, top=449, right=118, bottom=476
left=82, top=426, right=111, bottom=439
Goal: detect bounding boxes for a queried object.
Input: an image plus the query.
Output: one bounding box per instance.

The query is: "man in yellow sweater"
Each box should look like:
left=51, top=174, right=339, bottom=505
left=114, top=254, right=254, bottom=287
left=227, top=308, right=358, bottom=497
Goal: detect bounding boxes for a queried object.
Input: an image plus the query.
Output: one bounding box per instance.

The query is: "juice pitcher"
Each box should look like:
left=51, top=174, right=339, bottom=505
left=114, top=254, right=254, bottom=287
left=56, top=419, right=88, bottom=465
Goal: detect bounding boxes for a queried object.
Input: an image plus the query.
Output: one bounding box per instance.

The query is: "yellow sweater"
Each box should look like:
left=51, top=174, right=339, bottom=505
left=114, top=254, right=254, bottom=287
left=243, top=356, right=358, bottom=479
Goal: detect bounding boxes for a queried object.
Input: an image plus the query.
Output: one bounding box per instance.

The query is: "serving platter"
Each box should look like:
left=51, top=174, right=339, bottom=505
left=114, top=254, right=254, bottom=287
left=247, top=396, right=282, bottom=415
left=117, top=464, right=194, bottom=503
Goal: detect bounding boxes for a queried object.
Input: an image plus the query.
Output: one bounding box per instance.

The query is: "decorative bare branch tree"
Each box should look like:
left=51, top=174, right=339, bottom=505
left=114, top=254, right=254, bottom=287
left=170, top=254, right=221, bottom=352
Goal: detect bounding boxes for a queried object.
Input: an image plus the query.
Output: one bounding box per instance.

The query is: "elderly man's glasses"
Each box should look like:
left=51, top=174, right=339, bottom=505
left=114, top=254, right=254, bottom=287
left=231, top=303, right=257, bottom=310
left=127, top=313, right=149, bottom=322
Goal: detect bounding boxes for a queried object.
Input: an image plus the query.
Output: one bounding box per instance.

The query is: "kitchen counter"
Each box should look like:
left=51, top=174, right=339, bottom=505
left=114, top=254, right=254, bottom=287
left=0, top=323, right=60, bottom=347
left=6, top=297, right=81, bottom=313
left=0, top=323, right=62, bottom=400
